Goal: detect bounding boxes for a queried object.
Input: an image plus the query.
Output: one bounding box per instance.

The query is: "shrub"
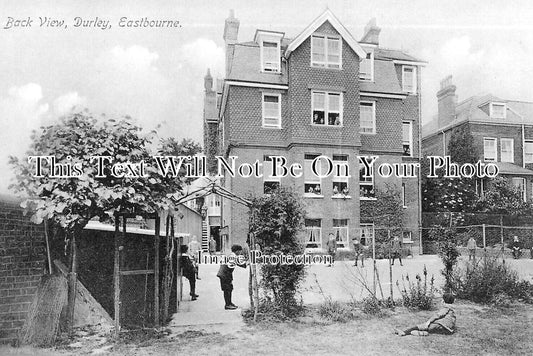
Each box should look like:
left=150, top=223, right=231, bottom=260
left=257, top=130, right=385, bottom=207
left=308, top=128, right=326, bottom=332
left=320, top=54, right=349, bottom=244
left=360, top=296, right=394, bottom=316
left=435, top=228, right=460, bottom=293
left=456, top=257, right=533, bottom=304
left=396, top=265, right=436, bottom=310
left=318, top=300, right=357, bottom=323
left=243, top=296, right=304, bottom=323
left=250, top=188, right=306, bottom=320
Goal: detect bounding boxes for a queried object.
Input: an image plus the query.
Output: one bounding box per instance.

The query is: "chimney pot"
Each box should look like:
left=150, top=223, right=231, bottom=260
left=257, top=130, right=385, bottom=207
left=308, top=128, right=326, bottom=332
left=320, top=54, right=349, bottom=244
left=361, top=18, right=381, bottom=45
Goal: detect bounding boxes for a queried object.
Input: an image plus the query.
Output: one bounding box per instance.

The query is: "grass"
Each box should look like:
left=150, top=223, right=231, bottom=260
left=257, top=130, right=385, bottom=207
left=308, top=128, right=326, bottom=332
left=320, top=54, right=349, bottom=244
left=2, top=300, right=533, bottom=355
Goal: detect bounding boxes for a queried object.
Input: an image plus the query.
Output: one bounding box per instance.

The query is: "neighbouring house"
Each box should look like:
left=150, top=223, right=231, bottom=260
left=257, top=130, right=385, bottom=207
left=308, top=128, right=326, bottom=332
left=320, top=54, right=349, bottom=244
left=422, top=75, right=533, bottom=201
left=203, top=9, right=425, bottom=253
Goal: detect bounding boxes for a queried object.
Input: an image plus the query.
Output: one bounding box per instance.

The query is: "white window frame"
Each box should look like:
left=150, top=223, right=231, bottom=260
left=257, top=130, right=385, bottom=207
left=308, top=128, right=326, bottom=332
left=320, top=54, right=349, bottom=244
left=260, top=40, right=281, bottom=73
left=263, top=155, right=281, bottom=194
left=359, top=50, right=374, bottom=81
left=360, top=101, right=376, bottom=134
left=332, top=155, right=350, bottom=198
left=511, top=177, right=526, bottom=202
left=262, top=93, right=282, bottom=128
left=402, top=121, right=413, bottom=157
left=402, top=183, right=407, bottom=208
left=305, top=219, right=322, bottom=249
left=483, top=137, right=497, bottom=162
left=402, top=66, right=417, bottom=94
left=500, top=138, right=514, bottom=163
left=359, top=162, right=375, bottom=200
left=304, top=154, right=323, bottom=197
left=311, top=34, right=342, bottom=69
left=333, top=219, right=349, bottom=249
left=311, top=91, right=343, bottom=126
left=359, top=223, right=374, bottom=248
left=402, top=231, right=413, bottom=244
left=524, top=140, right=533, bottom=164
left=490, top=102, right=507, bottom=119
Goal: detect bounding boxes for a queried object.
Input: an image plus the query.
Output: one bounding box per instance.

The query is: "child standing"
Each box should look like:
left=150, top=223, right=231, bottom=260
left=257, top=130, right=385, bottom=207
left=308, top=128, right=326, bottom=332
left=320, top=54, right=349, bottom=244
left=217, top=244, right=247, bottom=310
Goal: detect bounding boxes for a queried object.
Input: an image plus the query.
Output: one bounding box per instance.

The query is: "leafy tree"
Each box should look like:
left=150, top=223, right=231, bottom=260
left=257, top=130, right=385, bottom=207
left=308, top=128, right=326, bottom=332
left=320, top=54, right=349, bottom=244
left=249, top=187, right=306, bottom=319
left=422, top=124, right=480, bottom=214
left=360, top=185, right=404, bottom=258
left=9, top=111, right=190, bottom=330
left=10, top=112, right=185, bottom=230
left=475, top=177, right=532, bottom=217
left=448, top=124, right=479, bottom=164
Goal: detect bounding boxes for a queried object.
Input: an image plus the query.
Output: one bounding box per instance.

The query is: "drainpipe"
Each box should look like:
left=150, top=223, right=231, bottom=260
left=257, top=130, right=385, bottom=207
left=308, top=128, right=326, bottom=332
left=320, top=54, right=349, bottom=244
left=418, top=70, right=423, bottom=255
left=522, top=124, right=525, bottom=169
left=441, top=130, right=446, bottom=155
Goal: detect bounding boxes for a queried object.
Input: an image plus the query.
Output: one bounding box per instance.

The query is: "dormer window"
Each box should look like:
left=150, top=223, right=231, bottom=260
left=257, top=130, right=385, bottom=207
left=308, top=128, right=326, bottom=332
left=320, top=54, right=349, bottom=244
left=490, top=102, right=506, bottom=119
left=261, top=41, right=280, bottom=72
left=255, top=30, right=284, bottom=73
left=311, top=35, right=341, bottom=69
left=402, top=66, right=417, bottom=94
left=360, top=50, right=374, bottom=81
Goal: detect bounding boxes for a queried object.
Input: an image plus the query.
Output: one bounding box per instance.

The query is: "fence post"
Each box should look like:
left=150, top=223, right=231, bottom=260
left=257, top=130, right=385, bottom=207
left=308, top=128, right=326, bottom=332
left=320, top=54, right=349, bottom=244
left=154, top=214, right=160, bottom=327
left=372, top=232, right=376, bottom=296
left=482, top=224, right=486, bottom=249
left=500, top=216, right=505, bottom=262
left=388, top=230, right=393, bottom=303
left=113, top=216, right=121, bottom=339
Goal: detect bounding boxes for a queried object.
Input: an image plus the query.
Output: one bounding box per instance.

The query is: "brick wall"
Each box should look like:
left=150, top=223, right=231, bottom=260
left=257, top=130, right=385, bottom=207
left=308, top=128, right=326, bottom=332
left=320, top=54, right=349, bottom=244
left=0, top=196, right=45, bottom=344
left=288, top=21, right=361, bottom=147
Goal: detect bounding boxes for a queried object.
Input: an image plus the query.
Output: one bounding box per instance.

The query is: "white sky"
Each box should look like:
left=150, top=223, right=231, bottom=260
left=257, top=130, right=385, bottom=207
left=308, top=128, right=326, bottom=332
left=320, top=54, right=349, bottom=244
left=1, top=0, right=533, bottom=193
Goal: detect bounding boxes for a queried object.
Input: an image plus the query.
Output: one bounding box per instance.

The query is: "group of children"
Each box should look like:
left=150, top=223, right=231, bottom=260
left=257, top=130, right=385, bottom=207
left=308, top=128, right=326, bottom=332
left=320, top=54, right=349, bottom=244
left=326, top=233, right=404, bottom=267
left=180, top=237, right=246, bottom=310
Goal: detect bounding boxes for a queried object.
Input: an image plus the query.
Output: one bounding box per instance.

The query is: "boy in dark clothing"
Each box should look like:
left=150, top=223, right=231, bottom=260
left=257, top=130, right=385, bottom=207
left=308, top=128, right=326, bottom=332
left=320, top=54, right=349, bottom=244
left=510, top=236, right=522, bottom=259
left=179, top=245, right=198, bottom=300
left=391, top=236, right=403, bottom=266
left=217, top=244, right=247, bottom=310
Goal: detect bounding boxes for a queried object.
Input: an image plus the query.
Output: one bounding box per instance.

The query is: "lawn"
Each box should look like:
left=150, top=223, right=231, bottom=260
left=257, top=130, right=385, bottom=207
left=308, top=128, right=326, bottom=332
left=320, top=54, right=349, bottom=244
left=2, top=300, right=533, bottom=356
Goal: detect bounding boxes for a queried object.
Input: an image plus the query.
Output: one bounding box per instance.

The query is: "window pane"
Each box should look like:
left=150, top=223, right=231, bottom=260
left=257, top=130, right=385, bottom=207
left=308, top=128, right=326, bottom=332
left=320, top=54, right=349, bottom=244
left=484, top=138, right=496, bottom=161
left=501, top=139, right=513, bottom=162
left=360, top=103, right=374, bottom=133
left=328, top=94, right=340, bottom=111
left=313, top=92, right=325, bottom=109
left=403, top=67, right=414, bottom=92
left=525, top=142, right=533, bottom=163
left=312, top=36, right=325, bottom=63
left=262, top=42, right=279, bottom=71
left=360, top=52, right=372, bottom=80
left=327, top=38, right=340, bottom=65
left=492, top=104, right=505, bottom=118
left=402, top=122, right=412, bottom=156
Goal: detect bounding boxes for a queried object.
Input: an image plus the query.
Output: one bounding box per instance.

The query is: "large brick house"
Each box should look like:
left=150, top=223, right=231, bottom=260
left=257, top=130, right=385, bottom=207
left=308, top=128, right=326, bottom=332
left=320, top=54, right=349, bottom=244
left=422, top=75, right=533, bottom=201
left=204, top=10, right=424, bottom=253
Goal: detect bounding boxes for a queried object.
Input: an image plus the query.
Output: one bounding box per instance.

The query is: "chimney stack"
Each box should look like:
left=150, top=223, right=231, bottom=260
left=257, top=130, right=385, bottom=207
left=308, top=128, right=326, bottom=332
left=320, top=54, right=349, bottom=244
left=223, top=10, right=240, bottom=77
left=436, top=75, right=457, bottom=129
left=360, top=18, right=381, bottom=45
left=204, top=68, right=213, bottom=92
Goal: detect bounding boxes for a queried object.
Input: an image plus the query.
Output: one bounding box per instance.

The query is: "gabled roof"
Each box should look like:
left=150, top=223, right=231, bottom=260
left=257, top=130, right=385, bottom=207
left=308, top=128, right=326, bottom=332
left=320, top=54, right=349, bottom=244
left=423, top=94, right=533, bottom=138
left=285, top=9, right=366, bottom=59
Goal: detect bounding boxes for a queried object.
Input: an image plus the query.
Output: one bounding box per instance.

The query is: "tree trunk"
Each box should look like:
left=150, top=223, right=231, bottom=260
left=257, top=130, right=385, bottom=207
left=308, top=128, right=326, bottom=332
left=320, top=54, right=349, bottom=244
left=67, top=232, right=78, bottom=335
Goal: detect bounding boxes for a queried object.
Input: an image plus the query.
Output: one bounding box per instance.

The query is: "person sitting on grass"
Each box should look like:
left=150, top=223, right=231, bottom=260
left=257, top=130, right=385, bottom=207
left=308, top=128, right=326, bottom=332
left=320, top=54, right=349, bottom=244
left=395, top=293, right=456, bottom=336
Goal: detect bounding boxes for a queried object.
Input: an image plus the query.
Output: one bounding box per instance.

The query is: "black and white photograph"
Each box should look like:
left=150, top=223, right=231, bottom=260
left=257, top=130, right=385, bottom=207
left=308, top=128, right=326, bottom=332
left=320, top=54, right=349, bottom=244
left=1, top=0, right=533, bottom=355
